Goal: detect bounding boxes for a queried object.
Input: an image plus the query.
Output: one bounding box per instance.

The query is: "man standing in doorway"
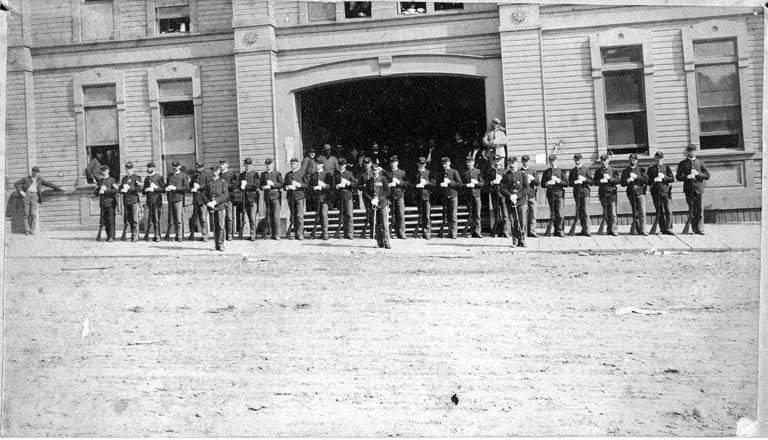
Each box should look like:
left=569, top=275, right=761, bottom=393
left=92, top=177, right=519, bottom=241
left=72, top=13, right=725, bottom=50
left=482, top=118, right=507, bottom=162
left=676, top=145, right=710, bottom=235
left=14, top=166, right=64, bottom=235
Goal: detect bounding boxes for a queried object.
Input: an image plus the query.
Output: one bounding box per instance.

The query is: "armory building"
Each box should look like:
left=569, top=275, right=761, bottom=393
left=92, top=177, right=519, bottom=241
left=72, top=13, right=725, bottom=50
left=3, top=1, right=764, bottom=228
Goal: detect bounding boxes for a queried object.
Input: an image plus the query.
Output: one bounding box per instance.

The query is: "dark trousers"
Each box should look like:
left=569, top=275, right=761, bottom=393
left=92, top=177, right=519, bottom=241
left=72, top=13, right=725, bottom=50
left=509, top=198, right=527, bottom=244
left=22, top=195, right=39, bottom=234
left=391, top=196, right=406, bottom=238
left=190, top=203, right=209, bottom=237
left=574, top=194, right=590, bottom=233
left=547, top=193, right=563, bottom=234
left=212, top=208, right=226, bottom=249
left=685, top=191, right=704, bottom=232
left=318, top=200, right=330, bottom=238
left=288, top=197, right=306, bottom=238
left=652, top=191, right=673, bottom=232
left=417, top=198, right=431, bottom=237
left=628, top=193, right=646, bottom=233
left=600, top=196, right=618, bottom=235
left=526, top=197, right=537, bottom=235
left=467, top=194, right=482, bottom=236
left=123, top=202, right=140, bottom=236
left=265, top=197, right=280, bottom=238
left=145, top=200, right=162, bottom=238
left=225, top=200, right=244, bottom=238
left=492, top=194, right=509, bottom=237
left=375, top=201, right=391, bottom=247
left=245, top=197, right=259, bottom=239
left=101, top=205, right=116, bottom=239
left=340, top=197, right=354, bottom=238
left=169, top=201, right=183, bottom=239
left=362, top=199, right=374, bottom=238
left=444, top=195, right=458, bottom=238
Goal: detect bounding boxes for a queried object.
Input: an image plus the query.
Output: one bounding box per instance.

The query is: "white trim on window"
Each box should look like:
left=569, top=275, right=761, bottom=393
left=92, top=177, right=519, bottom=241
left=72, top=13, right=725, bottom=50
left=72, top=0, right=120, bottom=42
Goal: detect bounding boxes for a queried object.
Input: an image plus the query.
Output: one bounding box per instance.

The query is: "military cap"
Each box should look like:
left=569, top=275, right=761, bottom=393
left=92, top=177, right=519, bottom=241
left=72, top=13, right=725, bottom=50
left=441, top=157, right=451, bottom=163
left=509, top=155, right=518, bottom=163
left=338, top=157, right=347, bottom=166
left=686, top=145, right=697, bottom=152
left=195, top=162, right=204, bottom=168
left=219, top=159, right=228, bottom=164
left=289, top=157, right=299, bottom=163
left=371, top=143, right=380, bottom=149
left=147, top=161, right=156, bottom=168
left=243, top=157, right=253, bottom=165
left=31, top=166, right=40, bottom=173
left=264, top=157, right=274, bottom=165
left=390, top=155, right=399, bottom=162
left=323, top=144, right=332, bottom=151
left=417, top=156, right=427, bottom=164
left=363, top=157, right=372, bottom=164
left=494, top=155, right=504, bottom=161
left=548, top=154, right=558, bottom=162
left=171, top=161, right=180, bottom=167
left=492, top=117, right=502, bottom=124
left=599, top=154, right=609, bottom=162
left=573, top=153, right=583, bottom=160
left=465, top=156, right=474, bottom=162
left=99, top=165, right=110, bottom=172
left=521, top=155, right=530, bottom=162
left=654, top=151, right=664, bottom=159
left=124, top=161, right=134, bottom=169
left=628, top=153, right=638, bottom=160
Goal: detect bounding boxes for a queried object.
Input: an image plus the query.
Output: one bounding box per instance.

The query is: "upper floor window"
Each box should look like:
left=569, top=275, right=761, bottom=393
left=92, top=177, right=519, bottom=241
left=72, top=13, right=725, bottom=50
left=157, top=0, right=190, bottom=34
left=400, top=2, right=426, bottom=15
left=435, top=3, right=464, bottom=11
left=81, top=0, right=114, bottom=41
left=84, top=85, right=121, bottom=181
left=308, top=2, right=336, bottom=22
left=693, top=39, right=742, bottom=149
left=600, top=45, right=648, bottom=155
left=345, top=2, right=371, bottom=19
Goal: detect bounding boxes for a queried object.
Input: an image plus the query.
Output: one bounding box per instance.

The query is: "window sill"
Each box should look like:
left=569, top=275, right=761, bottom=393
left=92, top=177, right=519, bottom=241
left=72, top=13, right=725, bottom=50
left=695, top=149, right=755, bottom=160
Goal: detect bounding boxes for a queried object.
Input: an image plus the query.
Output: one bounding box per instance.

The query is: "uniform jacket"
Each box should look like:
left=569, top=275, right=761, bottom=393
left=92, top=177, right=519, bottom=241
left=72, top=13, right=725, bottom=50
left=334, top=169, right=359, bottom=201
left=568, top=165, right=593, bottom=198
left=284, top=169, right=309, bottom=202
left=499, top=171, right=521, bottom=201
left=485, top=166, right=506, bottom=196
left=592, top=166, right=620, bottom=199
left=518, top=166, right=539, bottom=199
left=119, top=173, right=143, bottom=205
left=387, top=168, right=408, bottom=199
left=646, top=164, right=675, bottom=197
left=461, top=167, right=485, bottom=198
left=142, top=172, right=165, bottom=204
left=203, top=176, right=229, bottom=211
left=436, top=168, right=463, bottom=199
left=14, top=175, right=63, bottom=203
left=364, top=174, right=391, bottom=202
left=322, top=154, right=339, bottom=176
left=309, top=170, right=334, bottom=204
left=222, top=169, right=241, bottom=202
left=260, top=170, right=284, bottom=201
left=675, top=158, right=710, bottom=195
left=620, top=165, right=648, bottom=196
left=94, top=176, right=119, bottom=208
left=242, top=169, right=261, bottom=203
left=541, top=167, right=568, bottom=199
left=165, top=171, right=189, bottom=203
left=411, top=168, right=435, bottom=201
left=190, top=169, right=213, bottom=206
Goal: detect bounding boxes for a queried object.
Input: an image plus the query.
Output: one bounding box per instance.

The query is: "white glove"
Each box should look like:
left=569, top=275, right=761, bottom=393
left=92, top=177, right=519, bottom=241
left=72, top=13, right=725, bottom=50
left=145, top=186, right=154, bottom=192
left=627, top=176, right=635, bottom=183
left=654, top=176, right=663, bottom=182
left=600, top=177, right=608, bottom=184
left=527, top=173, right=535, bottom=182
left=420, top=178, right=428, bottom=185
left=150, top=182, right=158, bottom=189
left=493, top=175, right=502, bottom=185
left=687, top=173, right=695, bottom=180
left=287, top=185, right=296, bottom=191
left=388, top=182, right=396, bottom=188
left=99, top=186, right=106, bottom=194
left=466, top=182, right=475, bottom=188
left=206, top=201, right=216, bottom=208
left=392, top=177, right=400, bottom=185
left=440, top=181, right=449, bottom=188
left=658, top=172, right=665, bottom=179
left=267, top=179, right=275, bottom=186
left=313, top=185, right=322, bottom=191
left=416, top=183, right=425, bottom=189
left=166, top=185, right=176, bottom=191
left=292, top=180, right=301, bottom=188
left=691, top=169, right=699, bottom=176
left=19, top=191, right=27, bottom=197
left=547, top=179, right=555, bottom=186
left=190, top=187, right=197, bottom=193
left=371, top=198, right=379, bottom=206
left=630, top=173, right=637, bottom=179
left=262, top=184, right=271, bottom=190
left=240, top=180, right=247, bottom=190
left=510, top=194, right=518, bottom=204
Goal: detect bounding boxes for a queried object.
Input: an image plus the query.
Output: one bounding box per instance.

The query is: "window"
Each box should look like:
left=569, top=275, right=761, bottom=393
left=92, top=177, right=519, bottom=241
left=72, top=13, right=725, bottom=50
left=81, top=0, right=113, bottom=41
left=84, top=85, right=120, bottom=181
left=434, top=3, right=464, bottom=11
left=344, top=2, right=371, bottom=18
left=158, top=80, right=196, bottom=171
left=600, top=46, right=648, bottom=155
left=157, top=1, right=190, bottom=34
left=400, top=2, right=426, bottom=15
left=694, top=40, right=742, bottom=149
left=308, top=2, right=336, bottom=21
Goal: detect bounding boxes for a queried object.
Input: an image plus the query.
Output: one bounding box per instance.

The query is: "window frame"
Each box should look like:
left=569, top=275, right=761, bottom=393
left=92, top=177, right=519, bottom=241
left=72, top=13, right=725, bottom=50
left=589, top=28, right=657, bottom=157
left=73, top=68, right=126, bottom=188
left=71, top=0, right=120, bottom=43
left=146, top=0, right=197, bottom=37
left=682, top=19, right=753, bottom=153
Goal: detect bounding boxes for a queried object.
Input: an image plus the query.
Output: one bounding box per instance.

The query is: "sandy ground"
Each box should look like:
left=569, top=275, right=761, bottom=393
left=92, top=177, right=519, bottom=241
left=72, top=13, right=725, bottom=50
left=1, top=231, right=760, bottom=436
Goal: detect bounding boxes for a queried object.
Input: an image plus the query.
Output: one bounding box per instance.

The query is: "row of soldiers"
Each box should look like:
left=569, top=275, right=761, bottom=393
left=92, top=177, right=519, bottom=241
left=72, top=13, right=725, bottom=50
left=92, top=144, right=710, bottom=251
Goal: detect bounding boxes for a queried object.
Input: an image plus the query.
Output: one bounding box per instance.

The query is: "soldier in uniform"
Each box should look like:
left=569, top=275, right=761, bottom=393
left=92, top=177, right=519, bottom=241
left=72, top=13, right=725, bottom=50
left=541, top=154, right=567, bottom=237
left=260, top=158, right=284, bottom=240
left=437, top=157, right=462, bottom=239
left=519, top=155, right=539, bottom=237
left=118, top=162, right=143, bottom=241
left=647, top=151, right=676, bottom=235
left=165, top=161, right=189, bottom=242
left=94, top=165, right=119, bottom=242
left=461, top=156, right=484, bottom=238
left=220, top=160, right=239, bottom=240
left=676, top=145, right=710, bottom=235
left=593, top=154, right=620, bottom=236
left=358, top=157, right=376, bottom=238
left=334, top=157, right=358, bottom=239
left=620, top=153, right=649, bottom=235
left=142, top=161, right=165, bottom=241
left=412, top=156, right=434, bottom=239
left=204, top=164, right=229, bottom=251
left=240, top=158, right=261, bottom=241
left=487, top=155, right=509, bottom=238
left=507, top=160, right=530, bottom=247
left=568, top=153, right=593, bottom=236
left=311, top=160, right=334, bottom=240
left=14, top=166, right=64, bottom=235
left=387, top=155, right=408, bottom=239
left=364, top=165, right=391, bottom=249
left=499, top=162, right=522, bottom=245
left=188, top=162, right=211, bottom=241
left=284, top=157, right=308, bottom=240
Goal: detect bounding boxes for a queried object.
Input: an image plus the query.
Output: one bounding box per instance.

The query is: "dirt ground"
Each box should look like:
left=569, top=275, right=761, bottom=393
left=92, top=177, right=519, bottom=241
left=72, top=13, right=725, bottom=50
left=1, top=241, right=759, bottom=436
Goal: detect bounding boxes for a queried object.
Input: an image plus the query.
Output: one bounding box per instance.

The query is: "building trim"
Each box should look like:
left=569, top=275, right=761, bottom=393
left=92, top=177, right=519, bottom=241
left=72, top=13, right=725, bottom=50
left=71, top=0, right=122, bottom=43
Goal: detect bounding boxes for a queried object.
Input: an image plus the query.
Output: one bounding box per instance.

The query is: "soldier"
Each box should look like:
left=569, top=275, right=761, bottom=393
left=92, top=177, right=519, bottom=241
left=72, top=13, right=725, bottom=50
left=118, top=162, right=143, bottom=241
left=412, top=156, right=434, bottom=239
left=369, top=143, right=385, bottom=168
left=676, top=145, right=710, bottom=235
left=482, top=117, right=507, bottom=162
left=94, top=165, right=119, bottom=242
left=14, top=166, right=64, bottom=235
left=358, top=157, right=376, bottom=239
left=220, top=160, right=240, bottom=240
left=187, top=162, right=211, bottom=241
left=568, top=153, right=593, bottom=236
left=507, top=160, right=530, bottom=247
left=461, top=156, right=484, bottom=238
left=260, top=157, right=284, bottom=240
left=164, top=161, right=189, bottom=241
left=364, top=165, right=391, bottom=249
left=487, top=155, right=509, bottom=238
left=519, top=155, right=539, bottom=237
left=334, top=157, right=358, bottom=240
left=620, top=153, right=649, bottom=236
left=204, top=164, right=229, bottom=251
left=647, top=151, right=676, bottom=235
left=387, top=155, right=408, bottom=239
left=541, top=154, right=567, bottom=237
left=437, top=157, right=462, bottom=239
left=142, top=161, right=165, bottom=242
left=239, top=158, right=261, bottom=241
left=311, top=160, right=334, bottom=240
left=593, top=154, right=620, bottom=236
left=284, top=157, right=308, bottom=240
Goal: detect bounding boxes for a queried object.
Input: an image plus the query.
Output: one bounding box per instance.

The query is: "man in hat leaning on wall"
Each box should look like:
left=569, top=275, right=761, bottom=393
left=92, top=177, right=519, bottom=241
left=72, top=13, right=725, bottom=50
left=647, top=151, right=676, bottom=235
left=14, top=166, right=64, bottom=235
left=676, top=145, right=710, bottom=235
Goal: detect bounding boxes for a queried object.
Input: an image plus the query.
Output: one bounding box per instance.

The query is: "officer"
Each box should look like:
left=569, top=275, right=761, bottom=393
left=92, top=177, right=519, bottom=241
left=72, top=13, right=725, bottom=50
left=218, top=160, right=239, bottom=240
left=142, top=161, right=165, bottom=241
left=387, top=155, right=408, bottom=239
left=412, top=156, right=434, bottom=239
left=461, top=156, right=484, bottom=238
left=593, top=154, right=620, bottom=236
left=188, top=162, right=211, bottom=241
left=365, top=165, right=391, bottom=249
left=620, top=153, right=649, bottom=236
left=505, top=160, right=529, bottom=247
left=437, top=157, right=462, bottom=239
left=541, top=154, right=567, bottom=237
left=321, top=144, right=339, bottom=176
left=519, top=155, right=539, bottom=237
left=14, top=166, right=64, bottom=235
left=334, top=157, right=358, bottom=240
left=284, top=157, right=308, bottom=240
left=239, top=158, right=261, bottom=240
left=260, top=157, right=284, bottom=240
left=568, top=153, right=593, bottom=236
left=676, top=145, right=710, bottom=235
left=358, top=157, right=376, bottom=239
left=204, top=164, right=229, bottom=251
left=487, top=155, right=509, bottom=238
left=647, top=151, right=676, bottom=235
left=94, top=165, right=119, bottom=242
left=165, top=161, right=189, bottom=242
left=311, top=159, right=333, bottom=240
left=118, top=162, right=143, bottom=241
left=499, top=161, right=522, bottom=245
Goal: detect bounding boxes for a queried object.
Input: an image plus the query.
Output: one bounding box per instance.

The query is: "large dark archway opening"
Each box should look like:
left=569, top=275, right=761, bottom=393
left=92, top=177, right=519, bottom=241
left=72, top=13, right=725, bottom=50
left=297, top=75, right=486, bottom=159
